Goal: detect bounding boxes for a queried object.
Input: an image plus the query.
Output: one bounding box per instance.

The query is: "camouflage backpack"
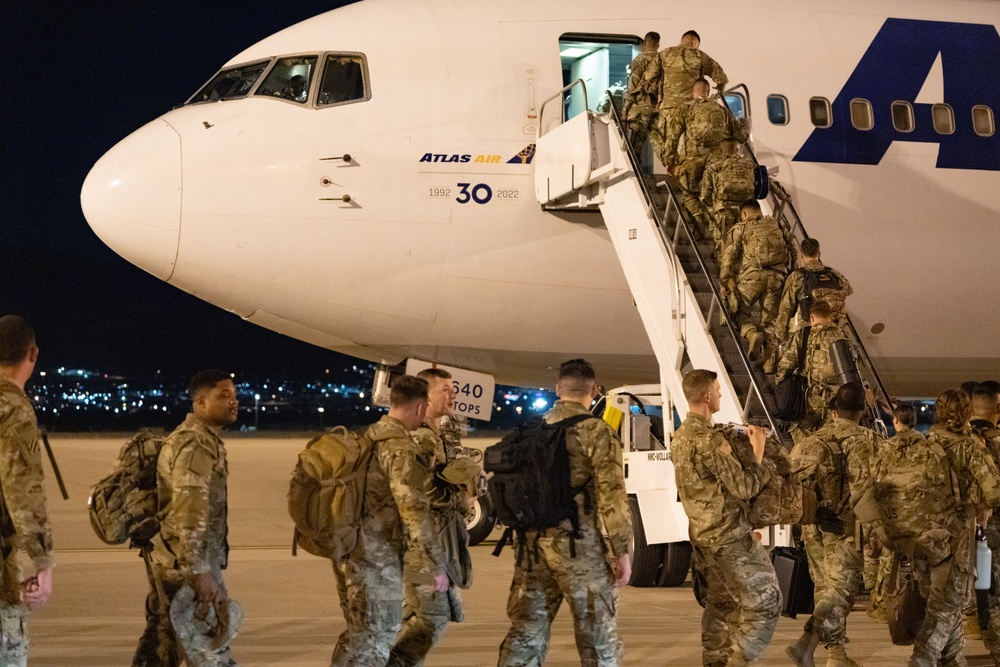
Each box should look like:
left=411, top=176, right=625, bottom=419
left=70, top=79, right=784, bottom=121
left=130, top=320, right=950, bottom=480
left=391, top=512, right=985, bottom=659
left=88, top=430, right=165, bottom=546
left=745, top=216, right=790, bottom=270
left=873, top=436, right=959, bottom=545
left=687, top=100, right=729, bottom=147
left=724, top=426, right=803, bottom=528
left=716, top=155, right=756, bottom=203
left=798, top=267, right=848, bottom=321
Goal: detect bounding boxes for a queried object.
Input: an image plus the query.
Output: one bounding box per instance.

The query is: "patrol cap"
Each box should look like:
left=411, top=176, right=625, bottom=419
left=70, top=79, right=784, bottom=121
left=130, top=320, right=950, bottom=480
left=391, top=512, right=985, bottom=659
left=169, top=583, right=243, bottom=653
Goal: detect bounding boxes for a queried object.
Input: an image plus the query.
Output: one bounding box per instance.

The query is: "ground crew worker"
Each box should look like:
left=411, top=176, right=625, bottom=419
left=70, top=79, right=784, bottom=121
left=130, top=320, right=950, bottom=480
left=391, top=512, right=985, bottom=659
left=388, top=368, right=468, bottom=667
left=331, top=375, right=447, bottom=667
left=144, top=369, right=241, bottom=667
left=497, top=359, right=632, bottom=667
left=776, top=301, right=848, bottom=439
left=661, top=78, right=747, bottom=231
left=867, top=403, right=924, bottom=624
left=720, top=199, right=794, bottom=363
left=968, top=381, right=1000, bottom=661
left=775, top=238, right=853, bottom=343
left=672, top=369, right=780, bottom=667
left=623, top=31, right=661, bottom=159
left=787, top=382, right=880, bottom=667
left=701, top=138, right=757, bottom=257
left=908, top=388, right=1000, bottom=667
left=0, top=316, right=54, bottom=667
left=652, top=30, right=729, bottom=162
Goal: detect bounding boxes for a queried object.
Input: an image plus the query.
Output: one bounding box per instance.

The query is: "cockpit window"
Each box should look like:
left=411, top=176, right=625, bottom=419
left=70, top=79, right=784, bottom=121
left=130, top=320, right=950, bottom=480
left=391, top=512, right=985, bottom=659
left=188, top=60, right=270, bottom=104
left=254, top=56, right=318, bottom=104
left=318, top=54, right=369, bottom=107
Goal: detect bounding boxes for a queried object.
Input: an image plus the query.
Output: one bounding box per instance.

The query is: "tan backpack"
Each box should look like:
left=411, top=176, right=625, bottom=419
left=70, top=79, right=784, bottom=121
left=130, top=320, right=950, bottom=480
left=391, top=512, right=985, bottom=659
left=746, top=217, right=789, bottom=270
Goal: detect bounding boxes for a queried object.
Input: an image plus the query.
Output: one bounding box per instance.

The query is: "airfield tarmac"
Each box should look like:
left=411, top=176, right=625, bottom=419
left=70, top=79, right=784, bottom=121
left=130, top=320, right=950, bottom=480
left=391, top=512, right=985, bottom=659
left=29, top=435, right=992, bottom=666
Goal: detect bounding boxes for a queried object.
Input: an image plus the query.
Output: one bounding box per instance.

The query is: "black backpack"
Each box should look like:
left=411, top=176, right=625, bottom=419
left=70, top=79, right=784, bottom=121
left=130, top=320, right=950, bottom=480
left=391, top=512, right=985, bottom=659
left=798, top=267, right=845, bottom=321
left=484, top=414, right=596, bottom=558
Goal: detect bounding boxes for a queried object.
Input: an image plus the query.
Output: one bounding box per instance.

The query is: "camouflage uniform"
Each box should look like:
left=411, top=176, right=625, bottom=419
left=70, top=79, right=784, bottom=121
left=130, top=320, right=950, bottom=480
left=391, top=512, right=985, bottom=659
left=332, top=415, right=444, bottom=667
left=720, top=212, right=794, bottom=355
left=790, top=417, right=879, bottom=649
left=776, top=322, right=849, bottom=436
left=701, top=151, right=757, bottom=258
left=144, top=413, right=234, bottom=667
left=652, top=45, right=729, bottom=163
left=775, top=259, right=853, bottom=342
left=623, top=47, right=661, bottom=155
left=970, top=418, right=1000, bottom=662
left=497, top=400, right=631, bottom=667
left=388, top=422, right=468, bottom=667
left=672, top=412, right=780, bottom=667
left=662, top=98, right=747, bottom=232
left=0, top=377, right=53, bottom=667
left=908, top=423, right=1000, bottom=667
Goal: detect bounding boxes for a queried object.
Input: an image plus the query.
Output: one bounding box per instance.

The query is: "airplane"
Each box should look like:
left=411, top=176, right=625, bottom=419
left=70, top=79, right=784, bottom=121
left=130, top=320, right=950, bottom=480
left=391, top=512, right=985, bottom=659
left=80, top=0, right=1000, bottom=401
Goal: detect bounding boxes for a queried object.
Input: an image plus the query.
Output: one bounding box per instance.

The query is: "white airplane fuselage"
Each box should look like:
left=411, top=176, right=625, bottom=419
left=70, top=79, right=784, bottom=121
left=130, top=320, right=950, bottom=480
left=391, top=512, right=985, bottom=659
left=82, top=0, right=1000, bottom=394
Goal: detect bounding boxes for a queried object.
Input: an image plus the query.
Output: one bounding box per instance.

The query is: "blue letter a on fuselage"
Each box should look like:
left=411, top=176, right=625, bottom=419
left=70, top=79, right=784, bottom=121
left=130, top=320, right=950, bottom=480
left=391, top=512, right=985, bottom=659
left=794, top=18, right=1000, bottom=171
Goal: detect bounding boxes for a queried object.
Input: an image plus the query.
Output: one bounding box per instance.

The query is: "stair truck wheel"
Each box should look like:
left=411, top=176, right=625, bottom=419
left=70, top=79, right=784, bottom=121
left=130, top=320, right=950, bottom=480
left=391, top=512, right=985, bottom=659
left=627, top=496, right=664, bottom=587
left=657, top=541, right=693, bottom=586
left=466, top=491, right=498, bottom=546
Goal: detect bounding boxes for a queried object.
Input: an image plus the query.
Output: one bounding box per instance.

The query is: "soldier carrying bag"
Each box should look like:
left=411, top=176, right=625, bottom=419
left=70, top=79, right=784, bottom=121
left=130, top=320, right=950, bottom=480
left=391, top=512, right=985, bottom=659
left=723, top=426, right=803, bottom=528
left=774, top=327, right=811, bottom=421
left=798, top=267, right=847, bottom=322
left=88, top=430, right=165, bottom=547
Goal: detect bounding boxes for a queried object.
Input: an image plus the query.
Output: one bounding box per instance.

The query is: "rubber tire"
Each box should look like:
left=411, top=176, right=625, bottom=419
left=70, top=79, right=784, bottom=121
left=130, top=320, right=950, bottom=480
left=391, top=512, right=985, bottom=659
left=627, top=496, right=665, bottom=587
left=657, top=541, right=693, bottom=587
left=466, top=491, right=497, bottom=546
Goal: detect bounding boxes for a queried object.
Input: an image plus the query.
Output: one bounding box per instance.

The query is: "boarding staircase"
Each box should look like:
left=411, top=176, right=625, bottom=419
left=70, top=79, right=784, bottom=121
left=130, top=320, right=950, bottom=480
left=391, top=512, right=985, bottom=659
left=533, top=80, right=891, bottom=438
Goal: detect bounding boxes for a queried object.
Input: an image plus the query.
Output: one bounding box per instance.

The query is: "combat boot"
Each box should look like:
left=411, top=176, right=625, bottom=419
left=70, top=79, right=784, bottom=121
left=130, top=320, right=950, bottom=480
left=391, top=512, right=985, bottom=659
left=786, top=631, right=820, bottom=667
left=827, top=645, right=861, bottom=667
left=963, top=612, right=982, bottom=639
left=746, top=329, right=764, bottom=360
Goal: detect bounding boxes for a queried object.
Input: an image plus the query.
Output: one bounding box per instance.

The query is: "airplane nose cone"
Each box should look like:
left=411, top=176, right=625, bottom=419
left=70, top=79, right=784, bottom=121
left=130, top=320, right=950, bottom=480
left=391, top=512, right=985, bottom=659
left=81, top=119, right=181, bottom=280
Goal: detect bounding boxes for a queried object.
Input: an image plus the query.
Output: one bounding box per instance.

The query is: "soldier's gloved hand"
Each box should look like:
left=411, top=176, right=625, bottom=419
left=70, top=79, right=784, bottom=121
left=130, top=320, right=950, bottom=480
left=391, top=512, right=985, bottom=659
left=433, top=573, right=450, bottom=593
left=193, top=572, right=223, bottom=603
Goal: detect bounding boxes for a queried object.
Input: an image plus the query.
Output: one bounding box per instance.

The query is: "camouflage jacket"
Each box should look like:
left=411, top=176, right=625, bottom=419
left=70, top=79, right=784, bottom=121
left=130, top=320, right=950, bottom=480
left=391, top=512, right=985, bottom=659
left=701, top=152, right=756, bottom=211
left=412, top=421, right=471, bottom=516
left=0, top=376, right=53, bottom=571
left=543, top=400, right=631, bottom=557
left=658, top=45, right=729, bottom=109
left=776, top=322, right=848, bottom=389
left=672, top=412, right=769, bottom=546
left=720, top=213, right=793, bottom=282
left=366, top=415, right=445, bottom=582
left=152, top=413, right=229, bottom=576
left=663, top=97, right=747, bottom=166
left=883, top=427, right=924, bottom=453
left=791, top=417, right=879, bottom=531
left=971, top=419, right=1000, bottom=474
left=775, top=259, right=853, bottom=338
left=625, top=47, right=661, bottom=116
left=927, top=423, right=1000, bottom=523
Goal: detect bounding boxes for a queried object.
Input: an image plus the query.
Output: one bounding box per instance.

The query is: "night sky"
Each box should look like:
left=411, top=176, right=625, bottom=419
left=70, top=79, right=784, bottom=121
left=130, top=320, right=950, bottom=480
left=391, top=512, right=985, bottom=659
left=2, top=2, right=359, bottom=380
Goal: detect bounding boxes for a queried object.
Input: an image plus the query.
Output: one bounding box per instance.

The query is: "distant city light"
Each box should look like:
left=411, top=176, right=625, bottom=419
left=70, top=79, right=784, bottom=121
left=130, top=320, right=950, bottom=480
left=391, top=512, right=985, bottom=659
left=533, top=398, right=548, bottom=410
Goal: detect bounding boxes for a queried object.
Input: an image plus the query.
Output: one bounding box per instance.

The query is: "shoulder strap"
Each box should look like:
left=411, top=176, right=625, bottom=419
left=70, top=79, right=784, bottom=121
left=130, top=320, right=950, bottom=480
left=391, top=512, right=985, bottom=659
left=797, top=326, right=812, bottom=369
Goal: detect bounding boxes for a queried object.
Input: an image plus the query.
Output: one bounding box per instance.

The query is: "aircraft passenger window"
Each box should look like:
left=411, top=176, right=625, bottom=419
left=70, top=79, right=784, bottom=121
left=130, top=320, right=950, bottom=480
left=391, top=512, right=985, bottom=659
left=318, top=54, right=369, bottom=107
left=850, top=99, right=874, bottom=131
left=767, top=95, right=789, bottom=125
left=254, top=56, right=318, bottom=104
left=891, top=101, right=914, bottom=133
left=932, top=104, right=955, bottom=135
left=809, top=97, right=832, bottom=128
left=972, top=105, right=995, bottom=137
left=725, top=94, right=746, bottom=120
left=187, top=60, right=271, bottom=104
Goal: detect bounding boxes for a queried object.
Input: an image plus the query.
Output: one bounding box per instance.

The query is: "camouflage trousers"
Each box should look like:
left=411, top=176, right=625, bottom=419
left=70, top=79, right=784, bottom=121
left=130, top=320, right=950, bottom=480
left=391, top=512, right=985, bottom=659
left=910, top=524, right=974, bottom=667
left=387, top=581, right=459, bottom=667
left=868, top=547, right=895, bottom=620
left=331, top=539, right=404, bottom=667
left=625, top=104, right=657, bottom=157
left=497, top=521, right=622, bottom=667
left=734, top=267, right=785, bottom=354
left=801, top=525, right=862, bottom=647
left=0, top=549, right=28, bottom=667
left=675, top=155, right=711, bottom=232
left=651, top=107, right=683, bottom=167
left=970, top=522, right=1000, bottom=662
left=708, top=205, right=740, bottom=259
left=693, top=533, right=781, bottom=667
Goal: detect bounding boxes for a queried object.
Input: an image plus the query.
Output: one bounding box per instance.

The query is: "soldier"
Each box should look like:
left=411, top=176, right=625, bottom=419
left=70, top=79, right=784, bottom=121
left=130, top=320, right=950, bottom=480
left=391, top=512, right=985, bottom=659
left=661, top=78, right=747, bottom=232
left=908, top=389, right=1000, bottom=667
left=332, top=375, right=447, bottom=667
left=701, top=138, right=757, bottom=258
left=787, top=382, right=880, bottom=667
left=0, top=316, right=53, bottom=667
left=652, top=30, right=729, bottom=162
left=672, top=369, right=780, bottom=667
left=867, top=403, right=924, bottom=624
left=497, top=359, right=632, bottom=667
left=775, top=238, right=853, bottom=343
left=388, top=368, right=468, bottom=667
left=623, top=31, right=661, bottom=158
left=144, top=369, right=240, bottom=667
left=720, top=199, right=794, bottom=363
left=776, top=301, right=849, bottom=438
left=969, top=381, right=1000, bottom=661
